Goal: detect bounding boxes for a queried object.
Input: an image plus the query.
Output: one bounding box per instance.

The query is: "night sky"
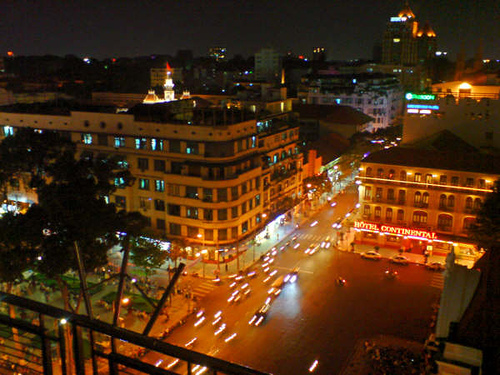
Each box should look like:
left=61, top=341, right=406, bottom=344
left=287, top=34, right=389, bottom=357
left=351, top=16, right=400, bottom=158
left=1, top=0, right=498, bottom=61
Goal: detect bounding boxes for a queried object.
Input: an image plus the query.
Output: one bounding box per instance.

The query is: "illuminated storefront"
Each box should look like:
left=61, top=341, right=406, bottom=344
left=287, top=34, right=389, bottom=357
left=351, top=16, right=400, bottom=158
left=353, top=220, right=480, bottom=267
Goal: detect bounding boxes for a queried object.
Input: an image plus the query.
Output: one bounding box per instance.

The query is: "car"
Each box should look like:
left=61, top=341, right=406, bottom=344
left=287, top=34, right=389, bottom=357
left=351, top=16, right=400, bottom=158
left=271, top=274, right=286, bottom=289
left=390, top=255, right=409, bottom=265
left=305, top=243, right=320, bottom=255
left=360, top=250, right=382, bottom=260
left=248, top=303, right=271, bottom=326
left=332, top=219, right=342, bottom=229
left=284, top=267, right=299, bottom=284
left=426, top=262, right=445, bottom=271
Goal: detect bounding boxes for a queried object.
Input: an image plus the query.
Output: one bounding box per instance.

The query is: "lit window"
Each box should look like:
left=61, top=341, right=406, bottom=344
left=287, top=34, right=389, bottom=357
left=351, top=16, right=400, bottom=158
left=151, top=138, right=164, bottom=151
left=114, top=177, right=126, bottom=188
left=3, top=126, right=14, bottom=136
left=81, top=133, right=93, bottom=145
left=114, top=137, right=125, bottom=148
left=135, top=137, right=147, bottom=150
left=155, top=180, right=165, bottom=192
left=139, top=179, right=150, bottom=190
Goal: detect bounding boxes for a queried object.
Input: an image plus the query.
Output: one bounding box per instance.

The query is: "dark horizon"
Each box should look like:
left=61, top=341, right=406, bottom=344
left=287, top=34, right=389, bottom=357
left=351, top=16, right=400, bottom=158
left=1, top=0, right=499, bottom=61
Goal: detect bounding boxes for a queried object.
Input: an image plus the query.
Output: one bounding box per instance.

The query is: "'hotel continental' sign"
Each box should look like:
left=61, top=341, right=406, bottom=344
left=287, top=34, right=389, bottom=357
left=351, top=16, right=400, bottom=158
left=354, top=221, right=437, bottom=240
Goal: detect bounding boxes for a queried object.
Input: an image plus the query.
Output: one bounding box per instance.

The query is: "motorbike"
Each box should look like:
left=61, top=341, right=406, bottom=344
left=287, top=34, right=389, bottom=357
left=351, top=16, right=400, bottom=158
left=336, top=277, right=346, bottom=286
left=384, top=269, right=398, bottom=279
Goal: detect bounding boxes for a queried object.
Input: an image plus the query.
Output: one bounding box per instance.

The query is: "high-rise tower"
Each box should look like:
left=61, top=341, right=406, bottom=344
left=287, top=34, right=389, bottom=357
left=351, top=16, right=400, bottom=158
left=382, top=1, right=436, bottom=66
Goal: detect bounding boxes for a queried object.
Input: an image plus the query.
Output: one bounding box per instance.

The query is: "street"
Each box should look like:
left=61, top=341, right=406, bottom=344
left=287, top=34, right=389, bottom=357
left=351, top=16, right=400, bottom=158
left=141, top=194, right=443, bottom=375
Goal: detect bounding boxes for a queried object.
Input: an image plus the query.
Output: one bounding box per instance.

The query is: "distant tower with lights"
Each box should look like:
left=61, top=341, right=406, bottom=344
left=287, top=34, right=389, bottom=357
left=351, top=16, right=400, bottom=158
left=143, top=62, right=177, bottom=104
left=382, top=1, right=436, bottom=65
left=208, top=47, right=227, bottom=61
left=312, top=47, right=326, bottom=62
left=163, top=62, right=175, bottom=102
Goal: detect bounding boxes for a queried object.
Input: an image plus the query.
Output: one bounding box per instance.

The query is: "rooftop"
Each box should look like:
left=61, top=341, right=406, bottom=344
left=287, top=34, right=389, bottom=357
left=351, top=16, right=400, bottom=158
left=295, top=104, right=373, bottom=126
left=0, top=100, right=118, bottom=116
left=363, top=146, right=500, bottom=175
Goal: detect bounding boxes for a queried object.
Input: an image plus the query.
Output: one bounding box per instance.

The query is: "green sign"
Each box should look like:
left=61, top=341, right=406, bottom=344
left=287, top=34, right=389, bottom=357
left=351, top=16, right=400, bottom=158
left=405, top=93, right=436, bottom=101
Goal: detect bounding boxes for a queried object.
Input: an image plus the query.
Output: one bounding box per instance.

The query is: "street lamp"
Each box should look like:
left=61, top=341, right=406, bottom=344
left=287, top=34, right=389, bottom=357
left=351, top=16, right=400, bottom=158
left=200, top=249, right=208, bottom=278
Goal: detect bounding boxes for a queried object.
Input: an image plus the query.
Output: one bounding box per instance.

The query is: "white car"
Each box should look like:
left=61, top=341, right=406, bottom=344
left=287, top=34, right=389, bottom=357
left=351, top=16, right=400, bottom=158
left=360, top=250, right=382, bottom=260
left=390, top=255, right=409, bottom=265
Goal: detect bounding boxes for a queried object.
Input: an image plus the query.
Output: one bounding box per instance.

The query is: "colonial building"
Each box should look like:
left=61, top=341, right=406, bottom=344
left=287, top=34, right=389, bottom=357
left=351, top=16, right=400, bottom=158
left=0, top=101, right=303, bottom=259
left=355, top=132, right=499, bottom=266
left=299, top=73, right=404, bottom=132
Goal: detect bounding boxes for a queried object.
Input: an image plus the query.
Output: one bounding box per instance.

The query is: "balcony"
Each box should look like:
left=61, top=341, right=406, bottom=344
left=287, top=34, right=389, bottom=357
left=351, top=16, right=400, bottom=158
left=437, top=225, right=452, bottom=232
left=414, top=202, right=429, bottom=208
left=0, top=288, right=269, bottom=375
left=464, top=208, right=480, bottom=215
left=438, top=205, right=455, bottom=213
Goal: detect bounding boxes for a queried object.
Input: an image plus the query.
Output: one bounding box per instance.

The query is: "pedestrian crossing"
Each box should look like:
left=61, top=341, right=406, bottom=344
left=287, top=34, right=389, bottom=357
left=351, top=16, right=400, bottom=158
left=430, top=272, right=444, bottom=289
left=295, top=233, right=330, bottom=243
left=191, top=280, right=218, bottom=299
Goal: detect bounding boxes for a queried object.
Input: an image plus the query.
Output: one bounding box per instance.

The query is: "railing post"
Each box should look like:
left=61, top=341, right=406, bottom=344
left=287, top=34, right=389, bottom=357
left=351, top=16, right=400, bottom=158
left=72, top=323, right=85, bottom=375
left=39, top=314, right=54, bottom=375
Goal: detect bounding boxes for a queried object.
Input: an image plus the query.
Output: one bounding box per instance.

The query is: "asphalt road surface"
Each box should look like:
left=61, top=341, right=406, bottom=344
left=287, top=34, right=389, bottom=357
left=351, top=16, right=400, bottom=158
left=146, top=197, right=442, bottom=375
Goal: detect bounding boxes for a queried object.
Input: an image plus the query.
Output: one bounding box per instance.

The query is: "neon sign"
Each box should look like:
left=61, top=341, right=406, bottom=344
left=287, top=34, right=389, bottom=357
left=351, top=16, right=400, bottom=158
left=407, top=104, right=439, bottom=110
left=354, top=221, right=437, bottom=240
left=390, top=17, right=407, bottom=22
left=405, top=93, right=436, bottom=101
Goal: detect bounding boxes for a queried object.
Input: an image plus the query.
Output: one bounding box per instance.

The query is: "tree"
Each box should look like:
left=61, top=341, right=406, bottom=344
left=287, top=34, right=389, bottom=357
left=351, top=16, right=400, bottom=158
left=469, top=180, right=500, bottom=251
left=0, top=129, right=135, bottom=313
left=130, top=236, right=168, bottom=282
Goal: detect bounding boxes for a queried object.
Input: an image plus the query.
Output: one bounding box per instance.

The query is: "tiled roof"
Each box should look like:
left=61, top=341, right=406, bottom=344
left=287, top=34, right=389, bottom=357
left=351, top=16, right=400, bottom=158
left=363, top=146, right=500, bottom=174
left=294, top=104, right=373, bottom=125
left=307, top=132, right=350, bottom=163
left=404, top=129, right=478, bottom=153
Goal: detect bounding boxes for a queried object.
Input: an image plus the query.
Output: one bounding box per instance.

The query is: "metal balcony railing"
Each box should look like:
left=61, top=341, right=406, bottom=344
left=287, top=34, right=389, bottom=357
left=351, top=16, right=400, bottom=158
left=0, top=292, right=269, bottom=375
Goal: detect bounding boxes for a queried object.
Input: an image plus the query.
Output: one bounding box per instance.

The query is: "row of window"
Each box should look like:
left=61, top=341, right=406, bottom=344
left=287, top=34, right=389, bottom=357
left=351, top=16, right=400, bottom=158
left=167, top=219, right=256, bottom=240
left=365, top=186, right=483, bottom=209
left=80, top=134, right=257, bottom=154
left=364, top=167, right=491, bottom=189
left=267, top=147, right=299, bottom=165
left=116, top=195, right=261, bottom=219
left=363, top=205, right=475, bottom=231
left=128, top=178, right=261, bottom=202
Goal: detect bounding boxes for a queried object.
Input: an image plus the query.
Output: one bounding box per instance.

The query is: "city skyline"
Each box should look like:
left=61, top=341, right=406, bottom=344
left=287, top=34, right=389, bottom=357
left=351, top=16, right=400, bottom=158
left=1, top=0, right=499, bottom=60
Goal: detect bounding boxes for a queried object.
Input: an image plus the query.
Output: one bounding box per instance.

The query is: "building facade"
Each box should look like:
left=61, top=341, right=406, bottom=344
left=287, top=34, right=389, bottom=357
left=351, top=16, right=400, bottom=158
left=300, top=73, right=404, bottom=132
left=403, top=83, right=500, bottom=149
left=382, top=2, right=436, bottom=65
left=355, top=146, right=499, bottom=266
left=255, top=48, right=281, bottom=83
left=0, top=103, right=303, bottom=259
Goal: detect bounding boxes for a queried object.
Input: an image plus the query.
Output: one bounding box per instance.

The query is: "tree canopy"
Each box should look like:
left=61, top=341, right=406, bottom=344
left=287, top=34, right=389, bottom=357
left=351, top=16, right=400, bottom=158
left=0, top=128, right=137, bottom=307
left=469, top=180, right=500, bottom=252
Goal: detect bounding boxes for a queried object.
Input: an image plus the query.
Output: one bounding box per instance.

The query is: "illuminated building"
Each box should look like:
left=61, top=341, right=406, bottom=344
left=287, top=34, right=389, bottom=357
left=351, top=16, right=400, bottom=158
left=0, top=103, right=303, bottom=259
left=403, top=82, right=500, bottom=149
left=255, top=48, right=281, bottom=83
left=144, top=63, right=178, bottom=104
left=355, top=136, right=499, bottom=267
left=300, top=73, right=403, bottom=132
left=382, top=1, right=437, bottom=65
left=208, top=47, right=227, bottom=62
left=149, top=63, right=183, bottom=89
